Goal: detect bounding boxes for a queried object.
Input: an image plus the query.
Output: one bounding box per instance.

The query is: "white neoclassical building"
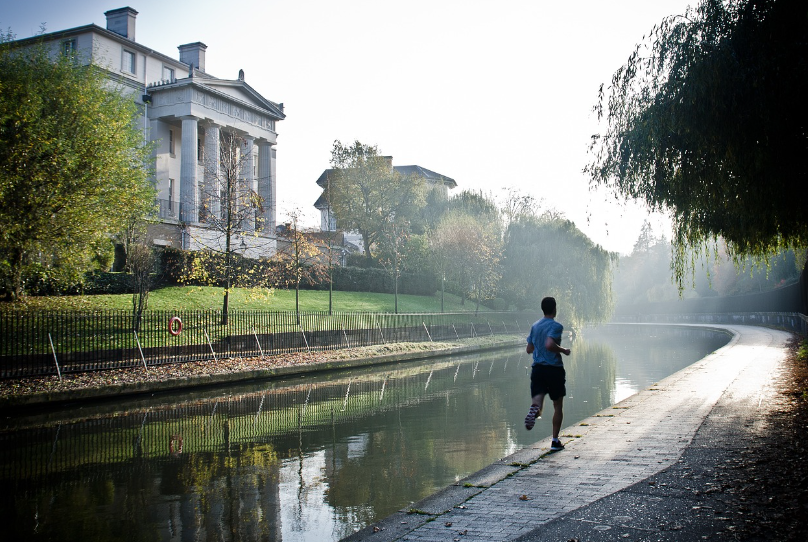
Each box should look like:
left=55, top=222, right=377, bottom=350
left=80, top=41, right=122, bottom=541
left=14, top=7, right=285, bottom=258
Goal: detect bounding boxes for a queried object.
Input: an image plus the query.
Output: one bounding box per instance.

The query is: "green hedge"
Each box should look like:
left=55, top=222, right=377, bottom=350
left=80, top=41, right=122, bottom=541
left=324, top=266, right=437, bottom=296
left=154, top=248, right=437, bottom=296
left=83, top=271, right=134, bottom=295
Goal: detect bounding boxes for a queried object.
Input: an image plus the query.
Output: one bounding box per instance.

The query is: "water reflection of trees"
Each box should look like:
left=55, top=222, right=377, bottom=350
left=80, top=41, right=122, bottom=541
left=565, top=339, right=617, bottom=412
left=1, top=352, right=529, bottom=540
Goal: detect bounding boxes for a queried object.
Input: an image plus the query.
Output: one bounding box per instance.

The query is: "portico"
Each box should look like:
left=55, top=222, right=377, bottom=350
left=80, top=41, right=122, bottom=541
left=146, top=76, right=283, bottom=256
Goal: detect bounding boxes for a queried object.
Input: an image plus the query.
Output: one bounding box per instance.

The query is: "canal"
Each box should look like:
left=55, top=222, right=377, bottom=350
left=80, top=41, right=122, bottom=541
left=0, top=324, right=730, bottom=541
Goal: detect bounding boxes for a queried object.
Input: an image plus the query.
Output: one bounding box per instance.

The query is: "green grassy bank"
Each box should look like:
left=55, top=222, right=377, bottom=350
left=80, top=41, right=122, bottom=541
left=1, top=286, right=492, bottom=313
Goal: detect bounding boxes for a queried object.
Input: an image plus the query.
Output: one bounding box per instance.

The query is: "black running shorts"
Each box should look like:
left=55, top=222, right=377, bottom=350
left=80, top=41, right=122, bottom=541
left=530, top=364, right=566, bottom=401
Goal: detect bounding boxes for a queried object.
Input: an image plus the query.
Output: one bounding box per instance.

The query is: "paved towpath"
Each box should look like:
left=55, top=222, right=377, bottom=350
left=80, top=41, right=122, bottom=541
left=342, top=324, right=793, bottom=541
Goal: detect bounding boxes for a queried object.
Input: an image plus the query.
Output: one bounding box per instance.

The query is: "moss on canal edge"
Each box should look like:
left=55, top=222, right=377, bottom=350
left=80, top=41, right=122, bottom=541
left=0, top=335, right=525, bottom=410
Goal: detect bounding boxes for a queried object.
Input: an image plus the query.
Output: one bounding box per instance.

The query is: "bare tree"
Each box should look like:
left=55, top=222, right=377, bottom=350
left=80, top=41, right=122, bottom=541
left=115, top=215, right=156, bottom=332
left=190, top=130, right=268, bottom=324
left=499, top=187, right=542, bottom=227
left=274, top=211, right=329, bottom=322
left=127, top=243, right=156, bottom=332
left=377, top=219, right=410, bottom=314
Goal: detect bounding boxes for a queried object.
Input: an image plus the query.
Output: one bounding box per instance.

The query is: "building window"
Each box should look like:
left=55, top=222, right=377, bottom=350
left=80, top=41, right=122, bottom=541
left=169, top=129, right=175, bottom=155
left=197, top=138, right=203, bottom=161
left=168, top=178, right=175, bottom=216
left=122, top=49, right=136, bottom=74
left=62, top=39, right=77, bottom=56
left=162, top=66, right=175, bottom=82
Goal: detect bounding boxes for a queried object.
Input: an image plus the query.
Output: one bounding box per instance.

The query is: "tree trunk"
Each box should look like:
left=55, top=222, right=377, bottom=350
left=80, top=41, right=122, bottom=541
left=441, top=275, right=445, bottom=313
left=11, top=247, right=25, bottom=301
left=222, top=226, right=232, bottom=325
left=295, top=278, right=300, bottom=325
left=329, top=261, right=333, bottom=315
left=394, top=250, right=399, bottom=314
left=222, top=286, right=230, bottom=325
left=475, top=281, right=481, bottom=316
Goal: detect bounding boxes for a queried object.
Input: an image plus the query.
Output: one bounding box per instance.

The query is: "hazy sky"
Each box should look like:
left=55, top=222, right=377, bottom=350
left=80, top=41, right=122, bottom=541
left=2, top=0, right=694, bottom=254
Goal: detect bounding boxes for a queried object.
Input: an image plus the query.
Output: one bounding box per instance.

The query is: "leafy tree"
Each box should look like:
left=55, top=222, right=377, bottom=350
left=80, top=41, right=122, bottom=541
left=414, top=185, right=450, bottom=234
left=632, top=220, right=657, bottom=255
left=710, top=244, right=802, bottom=296
left=328, top=140, right=425, bottom=263
left=501, top=216, right=615, bottom=328
left=613, top=231, right=678, bottom=307
left=431, top=210, right=501, bottom=313
left=0, top=31, right=154, bottom=299
left=179, top=250, right=275, bottom=302
left=446, top=190, right=500, bottom=226
left=498, top=187, right=542, bottom=227
left=586, top=0, right=808, bottom=285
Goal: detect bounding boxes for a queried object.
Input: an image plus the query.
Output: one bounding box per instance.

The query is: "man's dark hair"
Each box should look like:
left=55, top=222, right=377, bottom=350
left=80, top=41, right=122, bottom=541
left=541, top=296, right=556, bottom=315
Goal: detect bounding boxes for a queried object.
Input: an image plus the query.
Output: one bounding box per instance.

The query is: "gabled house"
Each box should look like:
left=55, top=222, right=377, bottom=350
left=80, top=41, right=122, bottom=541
left=10, top=7, right=285, bottom=258
left=313, top=159, right=457, bottom=254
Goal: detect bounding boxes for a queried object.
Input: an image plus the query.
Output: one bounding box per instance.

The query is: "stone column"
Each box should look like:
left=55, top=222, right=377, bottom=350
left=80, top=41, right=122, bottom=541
left=204, top=123, right=221, bottom=220
left=241, top=136, right=255, bottom=231
left=269, top=145, right=277, bottom=232
left=179, top=115, right=199, bottom=224
left=257, top=141, right=273, bottom=232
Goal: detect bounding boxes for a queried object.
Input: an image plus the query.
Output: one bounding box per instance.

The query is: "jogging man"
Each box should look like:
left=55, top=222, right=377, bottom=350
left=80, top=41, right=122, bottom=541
left=524, top=296, right=570, bottom=451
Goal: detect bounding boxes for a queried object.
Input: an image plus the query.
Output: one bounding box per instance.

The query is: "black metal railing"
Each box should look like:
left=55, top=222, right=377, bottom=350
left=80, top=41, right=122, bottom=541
left=610, top=311, right=808, bottom=336
left=0, top=310, right=531, bottom=378
left=157, top=198, right=180, bottom=220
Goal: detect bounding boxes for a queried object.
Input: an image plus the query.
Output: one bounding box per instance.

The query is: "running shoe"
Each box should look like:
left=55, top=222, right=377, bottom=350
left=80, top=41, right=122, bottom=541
left=524, top=404, right=541, bottom=430
left=550, top=439, right=564, bottom=451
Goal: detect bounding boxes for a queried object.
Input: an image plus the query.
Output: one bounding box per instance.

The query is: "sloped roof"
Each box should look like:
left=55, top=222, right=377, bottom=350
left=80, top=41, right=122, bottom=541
left=201, top=79, right=285, bottom=120
left=394, top=165, right=457, bottom=188
left=314, top=191, right=329, bottom=209
left=14, top=23, right=285, bottom=121
left=315, top=165, right=456, bottom=189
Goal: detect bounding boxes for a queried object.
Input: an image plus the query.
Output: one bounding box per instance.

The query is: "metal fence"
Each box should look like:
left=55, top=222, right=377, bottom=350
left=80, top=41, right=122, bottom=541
left=0, top=310, right=532, bottom=379
left=611, top=311, right=808, bottom=336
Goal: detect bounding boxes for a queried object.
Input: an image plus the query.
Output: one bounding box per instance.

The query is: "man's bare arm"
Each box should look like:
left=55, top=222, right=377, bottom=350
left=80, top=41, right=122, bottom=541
left=544, top=336, right=571, bottom=356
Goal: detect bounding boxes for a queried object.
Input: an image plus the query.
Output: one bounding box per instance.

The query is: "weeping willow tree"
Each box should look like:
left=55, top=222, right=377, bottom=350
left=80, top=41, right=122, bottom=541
left=586, top=0, right=808, bottom=285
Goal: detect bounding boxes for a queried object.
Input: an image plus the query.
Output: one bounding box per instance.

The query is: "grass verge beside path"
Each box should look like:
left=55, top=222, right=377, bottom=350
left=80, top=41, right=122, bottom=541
left=0, top=335, right=523, bottom=408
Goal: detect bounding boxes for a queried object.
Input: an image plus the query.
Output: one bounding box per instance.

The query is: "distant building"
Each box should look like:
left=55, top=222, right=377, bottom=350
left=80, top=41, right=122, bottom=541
left=313, top=160, right=457, bottom=254
left=9, top=6, right=285, bottom=258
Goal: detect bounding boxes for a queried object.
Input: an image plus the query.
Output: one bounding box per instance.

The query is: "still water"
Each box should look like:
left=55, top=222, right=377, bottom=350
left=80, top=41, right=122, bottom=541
left=0, top=324, right=729, bottom=541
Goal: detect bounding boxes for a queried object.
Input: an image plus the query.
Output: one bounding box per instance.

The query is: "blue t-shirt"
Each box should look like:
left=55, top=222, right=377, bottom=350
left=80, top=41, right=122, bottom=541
left=527, top=317, right=564, bottom=367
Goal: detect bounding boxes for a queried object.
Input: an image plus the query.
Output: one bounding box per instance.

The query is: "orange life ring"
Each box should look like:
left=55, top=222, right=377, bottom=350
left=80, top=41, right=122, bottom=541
left=168, top=316, right=183, bottom=336
left=169, top=434, right=183, bottom=455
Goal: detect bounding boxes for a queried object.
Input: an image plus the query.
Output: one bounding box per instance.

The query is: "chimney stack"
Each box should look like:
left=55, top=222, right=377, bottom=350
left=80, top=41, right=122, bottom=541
left=179, top=42, right=207, bottom=73
left=105, top=7, right=138, bottom=40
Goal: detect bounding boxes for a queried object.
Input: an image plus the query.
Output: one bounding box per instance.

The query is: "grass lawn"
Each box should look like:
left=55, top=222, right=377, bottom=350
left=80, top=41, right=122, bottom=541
left=1, top=286, right=493, bottom=313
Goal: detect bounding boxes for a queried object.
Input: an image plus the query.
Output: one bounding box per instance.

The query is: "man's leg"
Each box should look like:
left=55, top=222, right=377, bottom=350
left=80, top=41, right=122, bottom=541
left=551, top=397, right=563, bottom=440
left=525, top=393, right=545, bottom=430
left=532, top=393, right=546, bottom=417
